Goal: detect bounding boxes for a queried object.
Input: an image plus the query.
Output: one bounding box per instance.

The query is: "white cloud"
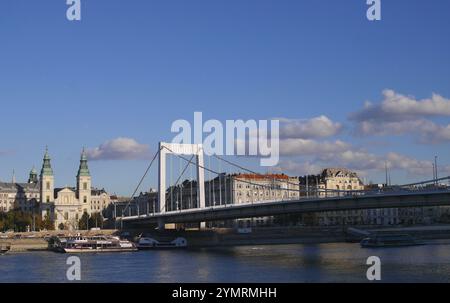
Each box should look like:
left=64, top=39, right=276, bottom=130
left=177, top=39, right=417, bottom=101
left=350, top=90, right=450, bottom=122
left=279, top=139, right=350, bottom=156
left=86, top=137, right=151, bottom=160
left=276, top=160, right=323, bottom=176
left=384, top=152, right=432, bottom=175
left=279, top=115, right=342, bottom=139
left=354, top=118, right=450, bottom=144
left=350, top=90, right=450, bottom=144
left=278, top=137, right=450, bottom=177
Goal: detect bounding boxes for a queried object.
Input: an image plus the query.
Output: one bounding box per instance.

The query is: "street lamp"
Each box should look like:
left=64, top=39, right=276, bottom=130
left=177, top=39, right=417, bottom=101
left=435, top=156, right=438, bottom=184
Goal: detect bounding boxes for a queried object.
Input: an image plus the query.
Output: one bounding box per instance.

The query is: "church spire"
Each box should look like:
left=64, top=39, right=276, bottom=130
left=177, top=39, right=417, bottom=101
left=41, top=146, right=54, bottom=176
left=77, top=147, right=90, bottom=177
left=28, top=166, right=38, bottom=184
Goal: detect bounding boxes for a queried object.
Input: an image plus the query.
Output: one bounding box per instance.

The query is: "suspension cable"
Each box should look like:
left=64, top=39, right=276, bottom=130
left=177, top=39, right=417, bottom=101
left=162, top=146, right=450, bottom=197
left=162, top=145, right=312, bottom=194
left=159, top=154, right=196, bottom=213
left=212, top=154, right=365, bottom=194
left=121, top=146, right=161, bottom=217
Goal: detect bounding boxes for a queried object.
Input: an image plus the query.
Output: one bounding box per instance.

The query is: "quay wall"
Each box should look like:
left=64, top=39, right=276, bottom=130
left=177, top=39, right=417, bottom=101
left=127, top=225, right=450, bottom=248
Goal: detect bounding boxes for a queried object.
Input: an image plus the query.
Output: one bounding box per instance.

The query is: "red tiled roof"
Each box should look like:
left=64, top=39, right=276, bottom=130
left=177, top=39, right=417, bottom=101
left=235, top=173, right=290, bottom=180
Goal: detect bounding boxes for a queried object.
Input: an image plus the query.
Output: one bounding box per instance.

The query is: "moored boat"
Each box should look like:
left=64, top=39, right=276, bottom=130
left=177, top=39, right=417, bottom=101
left=0, top=243, right=11, bottom=255
left=360, top=233, right=424, bottom=248
left=48, top=234, right=137, bottom=253
left=137, top=236, right=187, bottom=249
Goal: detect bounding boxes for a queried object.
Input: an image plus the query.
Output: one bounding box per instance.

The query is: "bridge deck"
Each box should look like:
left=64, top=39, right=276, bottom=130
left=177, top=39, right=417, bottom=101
left=121, top=190, right=450, bottom=225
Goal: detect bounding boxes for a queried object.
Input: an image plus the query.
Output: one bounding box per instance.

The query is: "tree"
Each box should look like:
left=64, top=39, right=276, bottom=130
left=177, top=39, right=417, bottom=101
left=78, top=212, right=90, bottom=230
left=89, top=212, right=103, bottom=229
left=0, top=209, right=38, bottom=231
left=41, top=213, right=55, bottom=231
left=0, top=210, right=55, bottom=232
left=33, top=215, right=44, bottom=232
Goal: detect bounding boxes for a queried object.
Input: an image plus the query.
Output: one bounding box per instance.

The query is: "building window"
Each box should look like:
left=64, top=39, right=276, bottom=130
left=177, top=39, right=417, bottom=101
left=83, top=182, right=88, bottom=190
left=46, top=196, right=50, bottom=203
left=46, top=182, right=50, bottom=190
left=83, top=196, right=87, bottom=203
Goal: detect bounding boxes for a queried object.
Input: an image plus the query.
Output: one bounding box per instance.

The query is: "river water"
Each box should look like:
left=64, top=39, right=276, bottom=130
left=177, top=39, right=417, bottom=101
left=1, top=242, right=450, bottom=283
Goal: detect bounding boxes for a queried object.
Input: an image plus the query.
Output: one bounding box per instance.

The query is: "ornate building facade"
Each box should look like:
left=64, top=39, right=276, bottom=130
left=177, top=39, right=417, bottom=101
left=0, top=148, right=113, bottom=230
left=39, top=148, right=112, bottom=230
left=299, top=168, right=366, bottom=226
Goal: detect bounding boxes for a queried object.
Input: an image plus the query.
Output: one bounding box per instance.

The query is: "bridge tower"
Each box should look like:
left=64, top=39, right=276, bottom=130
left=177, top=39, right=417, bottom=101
left=158, top=142, right=205, bottom=229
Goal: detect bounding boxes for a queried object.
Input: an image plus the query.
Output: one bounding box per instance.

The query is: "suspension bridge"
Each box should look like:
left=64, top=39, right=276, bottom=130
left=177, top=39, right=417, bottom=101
left=116, top=142, right=450, bottom=229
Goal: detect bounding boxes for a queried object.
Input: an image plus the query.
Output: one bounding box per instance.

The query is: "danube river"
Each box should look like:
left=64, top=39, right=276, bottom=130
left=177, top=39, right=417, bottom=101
left=1, top=242, right=450, bottom=283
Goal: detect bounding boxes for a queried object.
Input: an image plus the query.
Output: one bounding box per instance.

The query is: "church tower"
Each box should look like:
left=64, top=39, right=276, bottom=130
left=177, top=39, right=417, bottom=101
left=77, top=148, right=91, bottom=208
left=40, top=147, right=54, bottom=203
left=28, top=166, right=38, bottom=184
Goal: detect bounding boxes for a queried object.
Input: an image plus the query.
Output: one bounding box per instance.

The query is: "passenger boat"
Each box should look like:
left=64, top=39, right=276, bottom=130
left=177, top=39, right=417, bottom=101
left=48, top=234, right=137, bottom=253
left=360, top=234, right=424, bottom=248
left=136, top=236, right=187, bottom=249
left=0, top=243, right=11, bottom=255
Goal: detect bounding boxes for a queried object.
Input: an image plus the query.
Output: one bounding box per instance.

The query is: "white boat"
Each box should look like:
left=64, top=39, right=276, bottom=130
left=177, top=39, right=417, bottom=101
left=48, top=234, right=137, bottom=253
left=137, top=236, right=187, bottom=249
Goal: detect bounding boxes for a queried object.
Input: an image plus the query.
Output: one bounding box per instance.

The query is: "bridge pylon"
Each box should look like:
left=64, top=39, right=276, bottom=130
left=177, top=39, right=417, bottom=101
left=158, top=142, right=206, bottom=229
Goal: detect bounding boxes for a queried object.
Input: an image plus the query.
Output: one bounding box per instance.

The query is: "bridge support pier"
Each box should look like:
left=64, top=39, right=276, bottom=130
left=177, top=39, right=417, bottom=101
left=157, top=218, right=165, bottom=230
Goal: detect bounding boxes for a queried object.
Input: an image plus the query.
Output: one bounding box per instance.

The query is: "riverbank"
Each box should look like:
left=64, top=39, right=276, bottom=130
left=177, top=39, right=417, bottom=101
left=0, top=230, right=117, bottom=253
left=4, top=225, right=450, bottom=253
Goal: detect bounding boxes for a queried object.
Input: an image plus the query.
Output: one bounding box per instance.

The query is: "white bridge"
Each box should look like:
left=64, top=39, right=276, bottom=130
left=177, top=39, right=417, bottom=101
left=117, top=142, right=450, bottom=229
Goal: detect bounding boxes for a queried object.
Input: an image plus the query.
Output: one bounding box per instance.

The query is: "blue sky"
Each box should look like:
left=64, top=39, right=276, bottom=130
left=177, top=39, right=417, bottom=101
left=0, top=0, right=449, bottom=195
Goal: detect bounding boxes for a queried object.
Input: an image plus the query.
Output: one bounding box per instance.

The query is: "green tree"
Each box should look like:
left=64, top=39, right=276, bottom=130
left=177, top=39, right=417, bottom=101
left=0, top=210, right=53, bottom=232
left=32, top=214, right=43, bottom=232
left=78, top=212, right=90, bottom=230
left=41, top=213, right=55, bottom=230
left=89, top=212, right=103, bottom=229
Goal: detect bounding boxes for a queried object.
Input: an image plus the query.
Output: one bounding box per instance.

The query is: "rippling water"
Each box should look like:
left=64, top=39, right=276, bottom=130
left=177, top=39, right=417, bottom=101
left=1, top=242, right=450, bottom=282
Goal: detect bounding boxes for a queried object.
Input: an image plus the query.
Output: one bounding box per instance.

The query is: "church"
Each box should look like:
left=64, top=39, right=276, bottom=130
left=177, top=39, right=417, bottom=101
left=38, top=147, right=112, bottom=230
